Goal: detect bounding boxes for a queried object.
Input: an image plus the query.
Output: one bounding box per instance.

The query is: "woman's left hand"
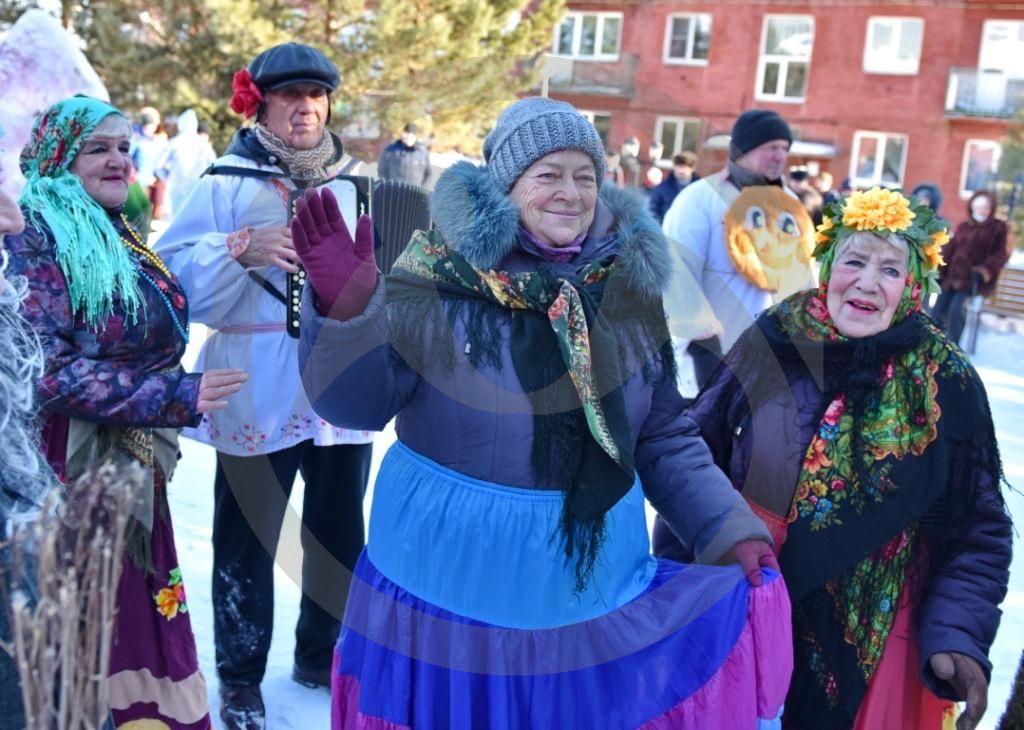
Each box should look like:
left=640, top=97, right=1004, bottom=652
left=722, top=539, right=779, bottom=586
left=197, top=368, right=248, bottom=413
left=929, top=652, right=988, bottom=730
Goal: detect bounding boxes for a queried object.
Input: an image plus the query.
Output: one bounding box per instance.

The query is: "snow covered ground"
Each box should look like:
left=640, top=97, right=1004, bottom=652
left=169, top=318, right=1024, bottom=729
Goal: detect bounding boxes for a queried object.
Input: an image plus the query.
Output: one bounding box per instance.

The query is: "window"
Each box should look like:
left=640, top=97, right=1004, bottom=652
left=654, top=117, right=702, bottom=160
left=756, top=15, right=814, bottom=102
left=664, top=14, right=711, bottom=64
left=554, top=12, right=622, bottom=61
left=579, top=110, right=612, bottom=148
left=863, top=17, right=924, bottom=74
left=960, top=139, right=1001, bottom=198
left=850, top=131, right=908, bottom=187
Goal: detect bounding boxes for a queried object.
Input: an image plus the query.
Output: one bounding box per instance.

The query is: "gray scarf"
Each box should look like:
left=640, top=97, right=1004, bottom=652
left=727, top=157, right=783, bottom=190
left=254, top=124, right=337, bottom=181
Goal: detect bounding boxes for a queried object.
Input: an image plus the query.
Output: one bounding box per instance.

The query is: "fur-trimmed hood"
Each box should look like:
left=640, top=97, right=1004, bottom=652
left=430, top=161, right=672, bottom=300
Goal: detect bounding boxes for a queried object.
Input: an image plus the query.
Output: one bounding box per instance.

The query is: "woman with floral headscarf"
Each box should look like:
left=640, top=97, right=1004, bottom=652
left=5, top=96, right=248, bottom=729
left=654, top=187, right=1012, bottom=730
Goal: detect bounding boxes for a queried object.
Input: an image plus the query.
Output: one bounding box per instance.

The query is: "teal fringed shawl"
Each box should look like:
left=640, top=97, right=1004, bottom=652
left=18, top=96, right=143, bottom=329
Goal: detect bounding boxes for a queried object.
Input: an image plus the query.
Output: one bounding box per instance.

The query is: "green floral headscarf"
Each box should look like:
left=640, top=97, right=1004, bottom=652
left=19, top=96, right=142, bottom=329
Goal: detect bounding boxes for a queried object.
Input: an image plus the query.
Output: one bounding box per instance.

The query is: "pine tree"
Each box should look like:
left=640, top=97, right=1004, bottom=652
left=7, top=0, right=564, bottom=154
left=329, top=0, right=565, bottom=154
left=998, top=651, right=1024, bottom=730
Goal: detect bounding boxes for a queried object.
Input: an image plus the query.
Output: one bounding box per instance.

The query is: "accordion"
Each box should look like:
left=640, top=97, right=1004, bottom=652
left=285, top=175, right=432, bottom=337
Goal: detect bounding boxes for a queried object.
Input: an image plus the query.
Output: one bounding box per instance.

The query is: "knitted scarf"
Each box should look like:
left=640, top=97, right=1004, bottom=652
left=254, top=124, right=336, bottom=180
left=18, top=97, right=143, bottom=330
left=387, top=229, right=674, bottom=590
left=727, top=157, right=784, bottom=190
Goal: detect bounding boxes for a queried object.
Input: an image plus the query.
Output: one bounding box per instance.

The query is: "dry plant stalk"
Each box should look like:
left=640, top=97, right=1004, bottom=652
left=1, top=461, right=143, bottom=730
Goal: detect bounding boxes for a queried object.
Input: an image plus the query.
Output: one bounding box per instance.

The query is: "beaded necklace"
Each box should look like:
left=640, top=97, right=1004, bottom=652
left=118, top=214, right=189, bottom=344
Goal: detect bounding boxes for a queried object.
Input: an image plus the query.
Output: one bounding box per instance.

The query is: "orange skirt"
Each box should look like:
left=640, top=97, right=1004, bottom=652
left=853, top=587, right=958, bottom=730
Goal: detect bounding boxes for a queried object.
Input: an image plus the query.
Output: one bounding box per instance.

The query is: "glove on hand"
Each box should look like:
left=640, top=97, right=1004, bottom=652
left=721, top=539, right=779, bottom=587
left=930, top=652, right=988, bottom=730
left=291, top=187, right=376, bottom=320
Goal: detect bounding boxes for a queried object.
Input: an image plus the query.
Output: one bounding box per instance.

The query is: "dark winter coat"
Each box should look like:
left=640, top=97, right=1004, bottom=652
left=648, top=172, right=699, bottom=223
left=940, top=190, right=1011, bottom=297
left=377, top=140, right=432, bottom=188
left=299, top=161, right=770, bottom=563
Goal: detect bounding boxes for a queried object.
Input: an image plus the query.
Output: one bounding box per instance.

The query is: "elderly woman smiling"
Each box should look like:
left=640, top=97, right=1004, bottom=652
left=654, top=187, right=1012, bottom=730
left=294, top=97, right=793, bottom=728
left=5, top=96, right=248, bottom=729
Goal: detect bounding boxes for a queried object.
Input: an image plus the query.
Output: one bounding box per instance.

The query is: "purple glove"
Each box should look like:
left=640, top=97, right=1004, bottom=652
left=291, top=187, right=376, bottom=320
left=721, top=539, right=780, bottom=587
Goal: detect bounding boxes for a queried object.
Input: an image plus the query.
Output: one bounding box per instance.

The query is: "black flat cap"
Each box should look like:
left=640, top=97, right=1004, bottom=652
left=248, top=42, right=339, bottom=92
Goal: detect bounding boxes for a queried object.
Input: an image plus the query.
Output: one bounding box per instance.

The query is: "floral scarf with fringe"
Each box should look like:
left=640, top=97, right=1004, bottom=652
left=387, top=228, right=674, bottom=590
left=769, top=282, right=993, bottom=727
left=19, top=96, right=142, bottom=330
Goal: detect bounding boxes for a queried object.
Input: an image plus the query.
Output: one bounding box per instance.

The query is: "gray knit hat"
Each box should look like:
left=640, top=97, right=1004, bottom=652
left=483, top=97, right=606, bottom=192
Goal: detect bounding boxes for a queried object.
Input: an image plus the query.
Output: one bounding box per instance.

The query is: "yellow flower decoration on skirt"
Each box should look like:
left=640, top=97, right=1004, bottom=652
left=841, top=187, right=916, bottom=232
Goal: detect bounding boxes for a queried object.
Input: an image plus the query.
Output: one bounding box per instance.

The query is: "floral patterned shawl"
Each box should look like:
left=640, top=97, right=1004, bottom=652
left=18, top=96, right=143, bottom=329
left=387, top=228, right=674, bottom=590
left=747, top=279, right=1000, bottom=726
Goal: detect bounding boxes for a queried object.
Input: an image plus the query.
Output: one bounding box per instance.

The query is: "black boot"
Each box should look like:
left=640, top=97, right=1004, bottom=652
left=292, top=663, right=331, bottom=689
left=219, top=684, right=265, bottom=730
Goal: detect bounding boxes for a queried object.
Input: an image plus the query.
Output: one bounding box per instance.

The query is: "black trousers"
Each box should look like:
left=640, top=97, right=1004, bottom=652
left=212, top=440, right=372, bottom=687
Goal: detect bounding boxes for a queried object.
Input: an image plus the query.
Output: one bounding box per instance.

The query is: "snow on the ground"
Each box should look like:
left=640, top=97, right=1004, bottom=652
left=168, top=321, right=1024, bottom=729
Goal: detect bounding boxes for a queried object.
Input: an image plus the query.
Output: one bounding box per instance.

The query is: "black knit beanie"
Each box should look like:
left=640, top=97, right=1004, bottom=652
left=729, top=110, right=792, bottom=160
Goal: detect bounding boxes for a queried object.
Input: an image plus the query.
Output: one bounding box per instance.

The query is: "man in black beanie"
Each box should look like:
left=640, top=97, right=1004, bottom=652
left=661, top=108, right=802, bottom=388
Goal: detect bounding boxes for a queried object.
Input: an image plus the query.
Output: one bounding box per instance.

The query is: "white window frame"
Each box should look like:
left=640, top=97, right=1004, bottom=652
left=863, top=17, right=924, bottom=75
left=553, top=11, right=623, bottom=62
left=849, top=130, right=909, bottom=188
left=755, top=15, right=814, bottom=103
left=578, top=110, right=612, bottom=147
left=654, top=116, right=702, bottom=160
left=662, top=13, right=712, bottom=66
left=959, top=139, right=1002, bottom=198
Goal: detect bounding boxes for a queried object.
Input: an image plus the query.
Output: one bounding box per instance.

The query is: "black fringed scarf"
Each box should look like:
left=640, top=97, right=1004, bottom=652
left=386, top=229, right=674, bottom=590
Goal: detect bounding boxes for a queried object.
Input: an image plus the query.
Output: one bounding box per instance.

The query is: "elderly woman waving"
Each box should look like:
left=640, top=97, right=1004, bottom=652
left=296, top=97, right=792, bottom=728
left=5, top=96, right=246, bottom=729
left=655, top=188, right=1012, bottom=730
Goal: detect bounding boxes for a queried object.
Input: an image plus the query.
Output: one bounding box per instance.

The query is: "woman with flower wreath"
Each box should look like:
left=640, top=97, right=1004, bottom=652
left=5, top=95, right=247, bottom=729
left=654, top=187, right=1012, bottom=729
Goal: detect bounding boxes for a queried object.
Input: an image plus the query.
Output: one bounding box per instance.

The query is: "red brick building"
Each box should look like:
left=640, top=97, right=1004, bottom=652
left=546, top=0, right=1024, bottom=211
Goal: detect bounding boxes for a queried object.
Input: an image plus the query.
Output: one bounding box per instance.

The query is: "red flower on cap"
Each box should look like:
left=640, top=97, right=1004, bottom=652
left=229, top=69, right=264, bottom=118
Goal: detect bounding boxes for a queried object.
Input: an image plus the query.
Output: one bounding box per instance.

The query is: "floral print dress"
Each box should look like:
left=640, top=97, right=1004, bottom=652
left=6, top=215, right=211, bottom=729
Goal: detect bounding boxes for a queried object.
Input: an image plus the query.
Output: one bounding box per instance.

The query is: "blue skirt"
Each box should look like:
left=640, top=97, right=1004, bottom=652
left=332, top=441, right=792, bottom=729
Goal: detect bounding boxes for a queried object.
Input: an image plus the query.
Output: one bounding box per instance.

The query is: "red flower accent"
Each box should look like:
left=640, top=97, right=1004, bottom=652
left=822, top=397, right=845, bottom=425
left=53, top=138, right=67, bottom=167
left=171, top=293, right=186, bottom=310
left=230, top=69, right=264, bottom=118
left=807, top=294, right=831, bottom=323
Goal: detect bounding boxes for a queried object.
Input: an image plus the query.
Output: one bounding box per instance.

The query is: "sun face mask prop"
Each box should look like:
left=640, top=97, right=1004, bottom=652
left=723, top=186, right=815, bottom=294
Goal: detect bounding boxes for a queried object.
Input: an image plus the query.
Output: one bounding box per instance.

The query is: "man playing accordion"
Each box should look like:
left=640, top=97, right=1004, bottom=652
left=155, top=42, right=380, bottom=730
